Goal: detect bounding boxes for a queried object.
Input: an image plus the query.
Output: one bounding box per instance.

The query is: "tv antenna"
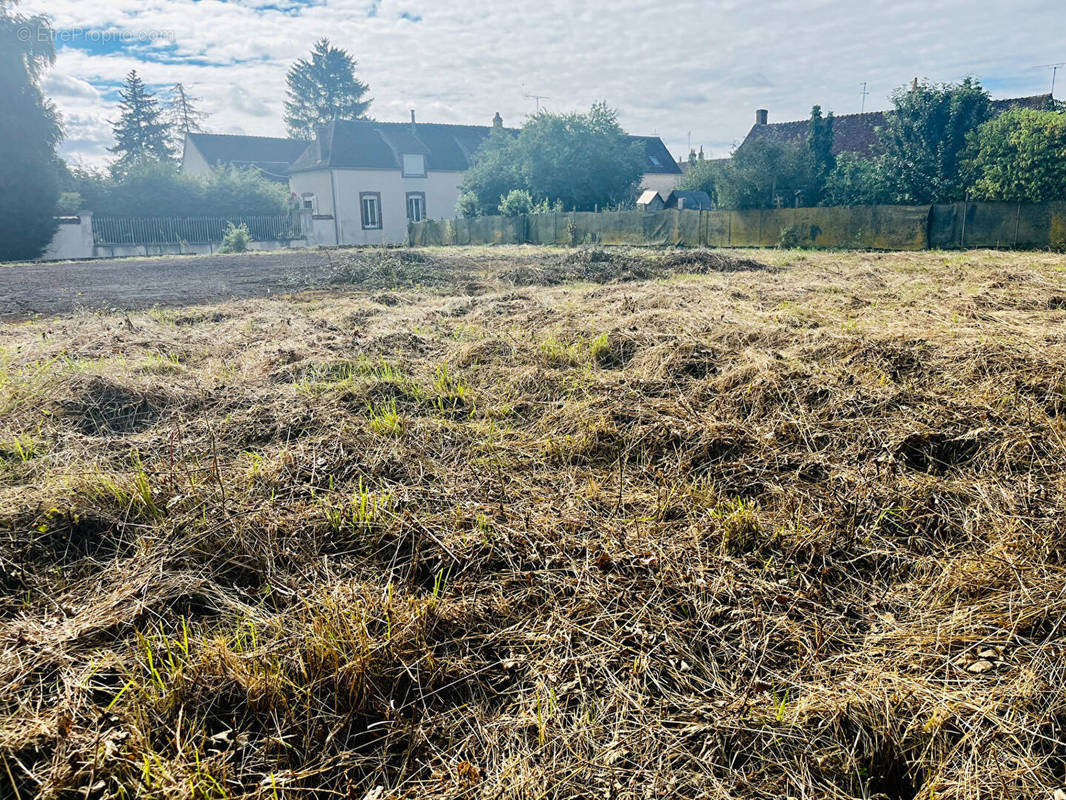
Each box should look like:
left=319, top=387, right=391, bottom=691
left=524, top=93, right=550, bottom=113
left=1034, top=63, right=1065, bottom=97
left=860, top=81, right=870, bottom=113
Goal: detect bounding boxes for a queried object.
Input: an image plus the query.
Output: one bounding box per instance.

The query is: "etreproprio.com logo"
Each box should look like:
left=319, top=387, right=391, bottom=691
left=17, top=26, right=176, bottom=44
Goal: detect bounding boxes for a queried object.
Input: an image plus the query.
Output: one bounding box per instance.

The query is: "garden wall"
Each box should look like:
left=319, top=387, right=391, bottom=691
left=411, top=202, right=1066, bottom=251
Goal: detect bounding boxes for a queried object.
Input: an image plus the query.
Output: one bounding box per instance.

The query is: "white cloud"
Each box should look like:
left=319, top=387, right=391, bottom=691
left=23, top=0, right=1066, bottom=166
left=43, top=73, right=102, bottom=101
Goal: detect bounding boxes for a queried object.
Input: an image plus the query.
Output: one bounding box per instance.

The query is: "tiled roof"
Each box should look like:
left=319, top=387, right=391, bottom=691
left=630, top=135, right=683, bottom=175
left=185, top=133, right=310, bottom=179
left=289, top=119, right=681, bottom=175
left=290, top=120, right=505, bottom=173
left=739, top=94, right=1053, bottom=158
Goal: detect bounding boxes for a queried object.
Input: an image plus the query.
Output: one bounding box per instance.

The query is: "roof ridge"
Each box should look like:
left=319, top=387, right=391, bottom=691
left=763, top=92, right=1053, bottom=128
left=190, top=132, right=308, bottom=144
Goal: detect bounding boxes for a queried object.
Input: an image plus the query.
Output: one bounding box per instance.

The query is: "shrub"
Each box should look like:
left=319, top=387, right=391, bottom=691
left=967, top=109, right=1066, bottom=203
left=498, top=189, right=534, bottom=217
left=456, top=191, right=480, bottom=219
left=220, top=222, right=251, bottom=253
left=822, top=153, right=891, bottom=206
left=62, top=162, right=289, bottom=218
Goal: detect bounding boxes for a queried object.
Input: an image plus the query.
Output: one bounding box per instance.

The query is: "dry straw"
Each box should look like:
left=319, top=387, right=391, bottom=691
left=0, top=245, right=1065, bottom=799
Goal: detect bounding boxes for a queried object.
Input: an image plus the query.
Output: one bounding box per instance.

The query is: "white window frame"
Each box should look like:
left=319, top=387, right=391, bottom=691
left=406, top=192, right=426, bottom=223
left=301, top=193, right=317, bottom=213
left=402, top=153, right=426, bottom=177
left=360, top=192, right=382, bottom=229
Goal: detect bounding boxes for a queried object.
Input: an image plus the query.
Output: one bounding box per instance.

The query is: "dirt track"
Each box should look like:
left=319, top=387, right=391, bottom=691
left=0, top=250, right=343, bottom=319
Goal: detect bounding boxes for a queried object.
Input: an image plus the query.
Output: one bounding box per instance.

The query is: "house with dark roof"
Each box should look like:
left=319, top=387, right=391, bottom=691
left=737, top=94, right=1053, bottom=158
left=180, top=114, right=679, bottom=245
left=287, top=113, right=682, bottom=245
left=181, top=133, right=310, bottom=183
left=631, top=135, right=683, bottom=195
left=287, top=114, right=490, bottom=244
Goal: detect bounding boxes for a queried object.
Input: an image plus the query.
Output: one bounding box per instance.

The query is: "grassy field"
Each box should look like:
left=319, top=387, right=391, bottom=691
left=1, top=246, right=1065, bottom=799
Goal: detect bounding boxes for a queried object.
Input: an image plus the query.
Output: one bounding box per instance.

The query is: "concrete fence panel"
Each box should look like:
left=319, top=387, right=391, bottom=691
left=409, top=203, right=1065, bottom=252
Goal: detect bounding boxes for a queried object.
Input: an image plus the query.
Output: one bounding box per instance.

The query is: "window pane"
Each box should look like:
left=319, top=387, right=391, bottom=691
left=407, top=196, right=425, bottom=222
left=362, top=196, right=380, bottom=228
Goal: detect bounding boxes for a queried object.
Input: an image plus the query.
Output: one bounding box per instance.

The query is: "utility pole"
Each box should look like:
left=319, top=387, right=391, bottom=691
left=1033, top=63, right=1065, bottom=97
left=860, top=81, right=870, bottom=113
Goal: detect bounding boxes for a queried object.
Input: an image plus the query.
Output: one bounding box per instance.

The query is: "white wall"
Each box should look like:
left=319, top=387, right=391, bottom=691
left=289, top=170, right=338, bottom=247
left=36, top=211, right=309, bottom=262
left=642, top=172, right=681, bottom=196
left=42, top=213, right=94, bottom=261
left=181, top=135, right=213, bottom=179
left=291, top=167, right=464, bottom=245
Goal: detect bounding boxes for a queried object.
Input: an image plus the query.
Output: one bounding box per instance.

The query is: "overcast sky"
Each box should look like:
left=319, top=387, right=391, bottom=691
left=24, top=0, right=1066, bottom=167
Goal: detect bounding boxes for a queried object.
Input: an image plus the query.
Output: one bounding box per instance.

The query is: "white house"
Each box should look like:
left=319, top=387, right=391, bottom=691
left=287, top=114, right=493, bottom=245
left=181, top=115, right=682, bottom=245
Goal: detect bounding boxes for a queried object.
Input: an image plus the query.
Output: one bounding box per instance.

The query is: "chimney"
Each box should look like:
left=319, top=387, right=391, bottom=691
left=755, top=109, right=768, bottom=125
left=410, top=109, right=416, bottom=127
left=493, top=112, right=503, bottom=128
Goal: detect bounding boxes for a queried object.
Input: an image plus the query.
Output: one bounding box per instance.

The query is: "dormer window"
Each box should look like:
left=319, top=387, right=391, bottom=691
left=402, top=154, right=426, bottom=177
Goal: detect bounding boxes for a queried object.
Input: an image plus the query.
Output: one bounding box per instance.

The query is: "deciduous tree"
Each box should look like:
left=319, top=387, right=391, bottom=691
left=713, top=139, right=815, bottom=210
left=878, top=78, right=991, bottom=204
left=461, top=103, right=644, bottom=214
left=676, top=158, right=720, bottom=206
left=0, top=0, right=62, bottom=260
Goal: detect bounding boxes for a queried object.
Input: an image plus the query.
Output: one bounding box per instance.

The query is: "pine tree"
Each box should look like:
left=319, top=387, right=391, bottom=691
left=109, top=70, right=173, bottom=175
left=284, top=39, right=371, bottom=140
left=166, top=83, right=208, bottom=151
left=0, top=0, right=63, bottom=260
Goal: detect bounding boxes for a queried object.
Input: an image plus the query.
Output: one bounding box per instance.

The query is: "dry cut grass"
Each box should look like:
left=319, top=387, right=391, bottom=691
left=1, top=245, right=1066, bottom=799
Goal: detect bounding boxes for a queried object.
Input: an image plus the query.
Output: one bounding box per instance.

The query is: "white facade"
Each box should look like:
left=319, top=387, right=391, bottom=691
left=42, top=214, right=94, bottom=261
left=180, top=136, right=213, bottom=179
left=641, top=171, right=682, bottom=196
left=289, top=167, right=465, bottom=246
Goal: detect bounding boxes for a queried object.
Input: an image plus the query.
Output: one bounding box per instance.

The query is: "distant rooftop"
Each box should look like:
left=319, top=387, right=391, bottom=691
left=290, top=118, right=682, bottom=175
left=740, top=93, right=1054, bottom=158
left=184, top=133, right=310, bottom=181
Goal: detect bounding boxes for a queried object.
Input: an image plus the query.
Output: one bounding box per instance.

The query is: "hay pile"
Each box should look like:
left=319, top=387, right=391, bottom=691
left=0, top=246, right=1065, bottom=799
